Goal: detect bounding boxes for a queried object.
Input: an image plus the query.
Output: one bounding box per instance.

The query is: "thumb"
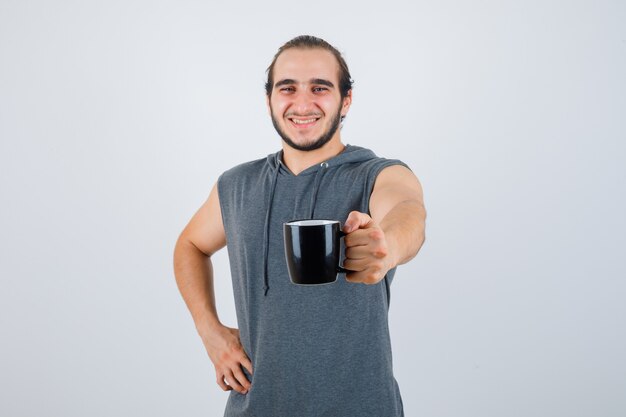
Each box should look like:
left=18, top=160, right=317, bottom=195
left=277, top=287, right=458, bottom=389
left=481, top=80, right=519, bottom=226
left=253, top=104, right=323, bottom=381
left=343, top=211, right=373, bottom=233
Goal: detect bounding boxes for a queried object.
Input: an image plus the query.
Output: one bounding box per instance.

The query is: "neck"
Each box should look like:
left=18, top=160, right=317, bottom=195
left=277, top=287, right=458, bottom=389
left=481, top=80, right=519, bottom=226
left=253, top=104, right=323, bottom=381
left=281, top=136, right=346, bottom=176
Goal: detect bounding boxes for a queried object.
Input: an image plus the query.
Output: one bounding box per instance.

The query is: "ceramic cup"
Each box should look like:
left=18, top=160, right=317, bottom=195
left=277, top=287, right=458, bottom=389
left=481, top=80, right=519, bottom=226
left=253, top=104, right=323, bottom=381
left=283, top=219, right=353, bottom=285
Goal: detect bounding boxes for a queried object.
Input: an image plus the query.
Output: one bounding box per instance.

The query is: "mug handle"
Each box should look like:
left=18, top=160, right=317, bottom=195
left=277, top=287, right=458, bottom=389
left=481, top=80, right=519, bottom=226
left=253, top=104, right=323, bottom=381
left=336, top=229, right=354, bottom=274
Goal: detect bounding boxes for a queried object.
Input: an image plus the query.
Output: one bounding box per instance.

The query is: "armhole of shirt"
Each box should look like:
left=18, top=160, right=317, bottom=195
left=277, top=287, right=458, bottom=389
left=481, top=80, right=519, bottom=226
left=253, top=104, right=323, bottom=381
left=364, top=159, right=412, bottom=216
left=216, top=173, right=229, bottom=244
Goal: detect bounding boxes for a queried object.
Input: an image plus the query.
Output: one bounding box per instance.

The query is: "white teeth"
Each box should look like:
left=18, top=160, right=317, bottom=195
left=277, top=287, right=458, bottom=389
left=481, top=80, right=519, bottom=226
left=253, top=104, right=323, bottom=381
left=291, top=118, right=317, bottom=124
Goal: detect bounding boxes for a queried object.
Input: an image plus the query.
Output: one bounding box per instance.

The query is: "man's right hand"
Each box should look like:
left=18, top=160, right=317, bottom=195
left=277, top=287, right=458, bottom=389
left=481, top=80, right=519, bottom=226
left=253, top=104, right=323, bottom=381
left=201, top=324, right=253, bottom=395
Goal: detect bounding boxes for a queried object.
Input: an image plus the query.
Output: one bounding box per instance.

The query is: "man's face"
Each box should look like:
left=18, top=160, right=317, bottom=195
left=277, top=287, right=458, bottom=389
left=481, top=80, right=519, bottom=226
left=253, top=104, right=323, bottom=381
left=267, top=48, right=352, bottom=151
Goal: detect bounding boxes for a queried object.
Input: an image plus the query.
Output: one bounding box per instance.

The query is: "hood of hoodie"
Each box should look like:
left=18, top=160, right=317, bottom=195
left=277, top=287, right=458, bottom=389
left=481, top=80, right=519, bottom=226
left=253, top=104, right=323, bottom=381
left=266, top=143, right=378, bottom=175
left=260, top=144, right=379, bottom=296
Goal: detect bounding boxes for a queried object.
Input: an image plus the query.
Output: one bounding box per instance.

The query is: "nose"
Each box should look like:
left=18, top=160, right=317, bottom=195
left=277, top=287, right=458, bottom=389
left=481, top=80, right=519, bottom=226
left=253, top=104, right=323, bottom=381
left=291, top=90, right=316, bottom=115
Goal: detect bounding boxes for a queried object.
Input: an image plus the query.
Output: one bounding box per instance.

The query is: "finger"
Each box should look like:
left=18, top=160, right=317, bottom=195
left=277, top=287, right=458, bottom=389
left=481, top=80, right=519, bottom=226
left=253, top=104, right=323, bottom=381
left=346, top=266, right=386, bottom=285
left=346, top=227, right=388, bottom=247
left=240, top=356, right=254, bottom=376
left=346, top=269, right=377, bottom=284
left=343, top=229, right=371, bottom=247
left=345, top=245, right=369, bottom=260
left=233, top=364, right=252, bottom=391
left=217, top=374, right=233, bottom=392
left=224, top=368, right=248, bottom=394
left=343, top=211, right=373, bottom=233
left=345, top=270, right=365, bottom=283
left=342, top=257, right=368, bottom=272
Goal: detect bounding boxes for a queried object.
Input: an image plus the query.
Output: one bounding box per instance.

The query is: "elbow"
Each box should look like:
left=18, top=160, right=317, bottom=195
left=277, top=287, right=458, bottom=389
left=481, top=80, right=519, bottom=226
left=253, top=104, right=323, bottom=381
left=417, top=231, right=426, bottom=253
left=408, top=223, right=426, bottom=261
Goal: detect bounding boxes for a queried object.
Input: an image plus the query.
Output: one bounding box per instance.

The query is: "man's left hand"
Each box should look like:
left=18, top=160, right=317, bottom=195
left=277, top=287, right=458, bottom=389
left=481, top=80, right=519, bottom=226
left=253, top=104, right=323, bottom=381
left=342, top=211, right=396, bottom=285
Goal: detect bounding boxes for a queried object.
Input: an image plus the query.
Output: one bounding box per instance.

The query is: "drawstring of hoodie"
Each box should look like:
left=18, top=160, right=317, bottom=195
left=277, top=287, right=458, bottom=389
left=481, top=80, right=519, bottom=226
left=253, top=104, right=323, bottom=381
left=262, top=159, right=330, bottom=297
left=308, top=162, right=328, bottom=219
left=262, top=163, right=281, bottom=296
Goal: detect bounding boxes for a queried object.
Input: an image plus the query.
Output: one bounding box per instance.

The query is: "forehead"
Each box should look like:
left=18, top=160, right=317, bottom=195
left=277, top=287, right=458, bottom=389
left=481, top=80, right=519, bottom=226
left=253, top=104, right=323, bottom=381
left=273, top=48, right=340, bottom=84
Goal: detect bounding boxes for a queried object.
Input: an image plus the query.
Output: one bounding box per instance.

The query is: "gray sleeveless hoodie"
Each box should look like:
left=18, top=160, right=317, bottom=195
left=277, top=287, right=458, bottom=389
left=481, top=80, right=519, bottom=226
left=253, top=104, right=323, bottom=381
left=217, top=144, right=410, bottom=416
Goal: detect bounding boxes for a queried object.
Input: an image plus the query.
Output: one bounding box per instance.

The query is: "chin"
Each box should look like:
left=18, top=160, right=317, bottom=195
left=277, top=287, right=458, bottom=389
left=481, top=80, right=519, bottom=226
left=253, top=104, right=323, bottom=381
left=272, top=113, right=339, bottom=152
left=283, top=136, right=332, bottom=152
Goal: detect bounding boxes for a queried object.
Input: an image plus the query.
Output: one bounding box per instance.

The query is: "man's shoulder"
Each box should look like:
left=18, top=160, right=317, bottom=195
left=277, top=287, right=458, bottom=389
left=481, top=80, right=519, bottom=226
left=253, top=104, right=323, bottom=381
left=219, top=155, right=270, bottom=181
left=341, top=154, right=411, bottom=176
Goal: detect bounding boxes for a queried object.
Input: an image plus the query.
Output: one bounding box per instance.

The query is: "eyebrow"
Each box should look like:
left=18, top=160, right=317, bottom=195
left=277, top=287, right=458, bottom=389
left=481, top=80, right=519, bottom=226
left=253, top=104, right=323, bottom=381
left=311, top=78, right=335, bottom=88
left=274, top=78, right=335, bottom=89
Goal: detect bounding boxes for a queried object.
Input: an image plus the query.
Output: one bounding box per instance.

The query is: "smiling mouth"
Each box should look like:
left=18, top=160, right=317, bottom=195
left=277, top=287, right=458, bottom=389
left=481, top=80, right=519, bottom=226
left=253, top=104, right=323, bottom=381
left=288, top=117, right=320, bottom=128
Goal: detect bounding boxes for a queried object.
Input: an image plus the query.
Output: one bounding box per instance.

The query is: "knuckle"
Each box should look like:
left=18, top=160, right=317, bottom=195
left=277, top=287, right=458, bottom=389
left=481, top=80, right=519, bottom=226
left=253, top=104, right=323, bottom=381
left=218, top=350, right=234, bottom=362
left=372, top=248, right=387, bottom=258
left=368, top=229, right=384, bottom=240
left=366, top=272, right=380, bottom=283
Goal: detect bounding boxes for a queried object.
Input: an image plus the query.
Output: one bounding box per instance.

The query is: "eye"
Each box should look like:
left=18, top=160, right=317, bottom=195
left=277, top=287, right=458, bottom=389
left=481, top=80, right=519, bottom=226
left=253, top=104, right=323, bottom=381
left=313, top=87, right=328, bottom=92
left=280, top=86, right=295, bottom=93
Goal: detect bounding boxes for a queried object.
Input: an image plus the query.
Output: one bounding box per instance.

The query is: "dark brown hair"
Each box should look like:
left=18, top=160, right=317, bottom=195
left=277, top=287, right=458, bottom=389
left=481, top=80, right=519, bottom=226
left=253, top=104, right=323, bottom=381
left=265, top=35, right=354, bottom=98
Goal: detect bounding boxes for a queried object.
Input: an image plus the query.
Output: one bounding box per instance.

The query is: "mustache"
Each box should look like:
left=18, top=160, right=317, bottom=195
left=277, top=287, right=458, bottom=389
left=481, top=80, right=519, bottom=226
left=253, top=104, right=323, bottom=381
left=285, top=112, right=322, bottom=118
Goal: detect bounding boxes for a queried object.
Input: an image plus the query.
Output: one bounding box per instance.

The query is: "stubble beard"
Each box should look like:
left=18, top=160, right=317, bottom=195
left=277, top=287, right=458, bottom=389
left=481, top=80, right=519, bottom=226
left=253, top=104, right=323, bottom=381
left=270, top=104, right=343, bottom=152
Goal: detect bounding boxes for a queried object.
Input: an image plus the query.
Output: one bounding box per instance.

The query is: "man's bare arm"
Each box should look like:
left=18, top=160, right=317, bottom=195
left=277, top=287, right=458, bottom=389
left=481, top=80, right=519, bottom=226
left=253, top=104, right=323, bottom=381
left=370, top=164, right=426, bottom=267
left=342, top=165, right=426, bottom=284
left=173, top=182, right=252, bottom=394
left=173, top=182, right=226, bottom=338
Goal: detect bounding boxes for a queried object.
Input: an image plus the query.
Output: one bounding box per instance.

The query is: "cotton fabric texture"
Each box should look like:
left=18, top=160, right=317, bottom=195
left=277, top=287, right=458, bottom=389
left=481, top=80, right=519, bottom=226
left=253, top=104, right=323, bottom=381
left=217, top=144, right=410, bottom=416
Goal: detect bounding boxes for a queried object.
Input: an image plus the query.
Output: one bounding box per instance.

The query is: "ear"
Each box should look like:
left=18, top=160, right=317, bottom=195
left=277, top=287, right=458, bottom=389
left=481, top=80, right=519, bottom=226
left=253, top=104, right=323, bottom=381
left=341, top=89, right=353, bottom=117
left=266, top=95, right=271, bottom=116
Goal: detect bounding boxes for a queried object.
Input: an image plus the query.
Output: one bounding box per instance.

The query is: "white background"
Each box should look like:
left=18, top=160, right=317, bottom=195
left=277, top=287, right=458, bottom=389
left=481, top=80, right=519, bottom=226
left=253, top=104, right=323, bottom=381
left=1, top=1, right=625, bottom=416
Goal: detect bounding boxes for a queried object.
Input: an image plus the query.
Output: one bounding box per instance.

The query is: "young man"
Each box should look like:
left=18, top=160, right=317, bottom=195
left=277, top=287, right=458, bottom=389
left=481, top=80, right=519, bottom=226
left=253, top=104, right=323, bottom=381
left=173, top=35, right=426, bottom=416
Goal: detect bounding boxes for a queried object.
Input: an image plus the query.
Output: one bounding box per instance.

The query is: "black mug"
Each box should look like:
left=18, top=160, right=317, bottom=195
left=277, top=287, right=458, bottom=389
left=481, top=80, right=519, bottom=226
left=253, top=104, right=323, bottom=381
left=283, top=219, right=353, bottom=285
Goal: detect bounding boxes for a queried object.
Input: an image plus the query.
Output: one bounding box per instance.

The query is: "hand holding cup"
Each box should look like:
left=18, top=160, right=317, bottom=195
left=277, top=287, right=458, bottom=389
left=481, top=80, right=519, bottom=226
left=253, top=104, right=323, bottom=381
left=341, top=210, right=395, bottom=285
